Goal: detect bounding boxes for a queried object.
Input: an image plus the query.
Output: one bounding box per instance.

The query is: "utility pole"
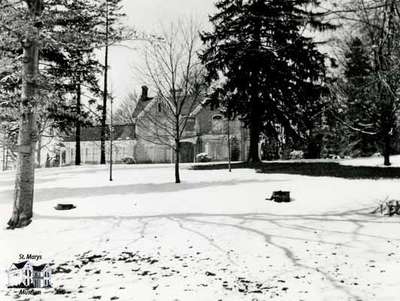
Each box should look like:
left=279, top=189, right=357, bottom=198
left=109, top=95, right=113, bottom=181
left=4, top=143, right=8, bottom=171
left=100, top=0, right=109, bottom=165
left=227, top=118, right=231, bottom=172
left=2, top=130, right=6, bottom=171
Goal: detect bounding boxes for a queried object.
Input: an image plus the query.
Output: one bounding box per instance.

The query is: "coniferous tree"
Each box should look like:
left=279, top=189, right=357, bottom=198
left=0, top=0, right=104, bottom=228
left=332, top=0, right=400, bottom=165
left=200, top=0, right=335, bottom=162
left=44, top=0, right=103, bottom=165
left=343, top=37, right=378, bottom=157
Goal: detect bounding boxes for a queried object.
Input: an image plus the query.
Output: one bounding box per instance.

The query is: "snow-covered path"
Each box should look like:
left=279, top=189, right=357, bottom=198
left=1, top=165, right=400, bottom=300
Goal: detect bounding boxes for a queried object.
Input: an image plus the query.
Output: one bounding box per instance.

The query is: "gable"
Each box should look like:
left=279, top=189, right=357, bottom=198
left=11, top=261, right=29, bottom=270
left=33, top=264, right=48, bottom=272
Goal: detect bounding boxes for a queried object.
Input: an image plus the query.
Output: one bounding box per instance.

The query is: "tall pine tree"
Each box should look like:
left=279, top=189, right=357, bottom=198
left=343, top=37, right=378, bottom=157
left=44, top=0, right=103, bottom=165
left=200, top=0, right=334, bottom=162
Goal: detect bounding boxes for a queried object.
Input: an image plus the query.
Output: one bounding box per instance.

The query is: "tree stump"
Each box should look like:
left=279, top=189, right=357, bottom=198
left=266, top=191, right=291, bottom=203
left=54, top=204, right=76, bottom=210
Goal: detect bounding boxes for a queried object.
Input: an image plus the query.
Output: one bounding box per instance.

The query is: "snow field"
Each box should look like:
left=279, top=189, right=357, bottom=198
left=0, top=164, right=399, bottom=300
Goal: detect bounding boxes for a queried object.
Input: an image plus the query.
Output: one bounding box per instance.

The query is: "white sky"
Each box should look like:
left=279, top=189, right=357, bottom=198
left=107, top=0, right=216, bottom=103
left=106, top=0, right=343, bottom=106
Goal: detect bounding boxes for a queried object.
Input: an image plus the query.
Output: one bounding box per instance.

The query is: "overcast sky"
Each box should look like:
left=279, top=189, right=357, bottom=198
left=106, top=0, right=341, bottom=107
left=107, top=0, right=216, bottom=103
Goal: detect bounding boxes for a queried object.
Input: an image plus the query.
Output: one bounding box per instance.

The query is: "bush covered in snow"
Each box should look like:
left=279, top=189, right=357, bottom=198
left=196, top=153, right=212, bottom=162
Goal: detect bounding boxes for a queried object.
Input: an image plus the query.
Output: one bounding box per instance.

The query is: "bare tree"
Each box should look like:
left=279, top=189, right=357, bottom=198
left=114, top=92, right=139, bottom=125
left=137, top=21, right=204, bottom=183
left=324, top=0, right=400, bottom=165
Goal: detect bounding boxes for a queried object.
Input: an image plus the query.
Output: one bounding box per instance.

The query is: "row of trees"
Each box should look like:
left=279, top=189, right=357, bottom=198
left=0, top=0, right=126, bottom=228
left=115, top=0, right=400, bottom=184
left=114, top=0, right=336, bottom=186
left=2, top=0, right=399, bottom=228
left=325, top=0, right=400, bottom=166
left=199, top=0, right=400, bottom=165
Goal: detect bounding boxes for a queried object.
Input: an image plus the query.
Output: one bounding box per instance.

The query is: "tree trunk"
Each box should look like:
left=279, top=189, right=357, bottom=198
left=75, top=83, right=81, bottom=165
left=383, top=132, right=391, bottom=166
left=248, top=118, right=261, bottom=163
left=8, top=11, right=41, bottom=228
left=2, top=132, right=6, bottom=171
left=175, top=139, right=180, bottom=183
left=36, top=130, right=41, bottom=168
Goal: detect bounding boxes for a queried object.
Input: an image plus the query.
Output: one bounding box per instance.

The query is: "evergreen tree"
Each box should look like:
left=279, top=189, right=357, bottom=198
left=343, top=37, right=378, bottom=157
left=200, top=0, right=334, bottom=162
left=44, top=0, right=103, bottom=165
left=0, top=0, right=106, bottom=228
left=334, top=0, right=400, bottom=165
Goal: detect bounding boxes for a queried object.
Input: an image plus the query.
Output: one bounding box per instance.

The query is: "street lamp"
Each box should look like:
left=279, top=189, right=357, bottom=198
left=109, top=94, right=113, bottom=182
left=227, top=117, right=231, bottom=172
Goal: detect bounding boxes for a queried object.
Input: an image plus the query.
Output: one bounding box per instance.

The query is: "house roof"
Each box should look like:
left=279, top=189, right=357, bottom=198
left=33, top=264, right=48, bottom=272
left=190, top=100, right=208, bottom=117
left=63, top=124, right=135, bottom=142
left=132, top=98, right=152, bottom=120
left=135, top=95, right=204, bottom=121
left=12, top=261, right=28, bottom=269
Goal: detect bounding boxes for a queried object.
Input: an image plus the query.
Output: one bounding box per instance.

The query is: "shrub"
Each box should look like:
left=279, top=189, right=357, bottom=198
left=289, top=150, right=304, bottom=160
left=121, top=157, right=136, bottom=164
left=196, top=152, right=211, bottom=162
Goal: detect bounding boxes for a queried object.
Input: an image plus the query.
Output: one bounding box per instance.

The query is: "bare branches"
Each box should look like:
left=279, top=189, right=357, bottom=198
left=137, top=19, right=205, bottom=148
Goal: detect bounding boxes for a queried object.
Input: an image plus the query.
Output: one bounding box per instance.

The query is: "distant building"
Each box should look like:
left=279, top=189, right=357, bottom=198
left=6, top=260, right=51, bottom=288
left=60, top=98, right=250, bottom=165
left=62, top=125, right=136, bottom=165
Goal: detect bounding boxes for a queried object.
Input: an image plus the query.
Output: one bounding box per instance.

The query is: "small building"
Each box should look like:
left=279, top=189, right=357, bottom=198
left=7, top=260, right=33, bottom=288
left=33, top=264, right=52, bottom=288
left=62, top=125, right=136, bottom=165
left=6, top=260, right=51, bottom=288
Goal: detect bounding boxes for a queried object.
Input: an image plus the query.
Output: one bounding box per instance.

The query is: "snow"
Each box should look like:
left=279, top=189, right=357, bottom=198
left=1, top=164, right=400, bottom=300
left=340, top=154, right=400, bottom=167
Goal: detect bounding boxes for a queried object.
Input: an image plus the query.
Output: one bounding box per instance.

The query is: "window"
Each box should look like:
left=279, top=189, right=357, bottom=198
left=184, top=117, right=195, bottom=132
left=212, top=114, right=224, bottom=133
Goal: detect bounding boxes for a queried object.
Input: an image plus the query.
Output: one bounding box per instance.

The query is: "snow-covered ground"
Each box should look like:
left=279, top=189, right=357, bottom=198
left=1, top=164, right=400, bottom=300
left=340, top=154, right=400, bottom=167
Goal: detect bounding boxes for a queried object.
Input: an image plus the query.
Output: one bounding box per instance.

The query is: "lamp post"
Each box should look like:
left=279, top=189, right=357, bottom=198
left=227, top=117, right=231, bottom=172
left=100, top=0, right=109, bottom=165
left=109, top=95, right=113, bottom=181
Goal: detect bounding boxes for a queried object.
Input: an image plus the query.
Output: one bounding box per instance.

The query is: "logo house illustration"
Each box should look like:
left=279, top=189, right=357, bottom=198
left=6, top=260, right=52, bottom=288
